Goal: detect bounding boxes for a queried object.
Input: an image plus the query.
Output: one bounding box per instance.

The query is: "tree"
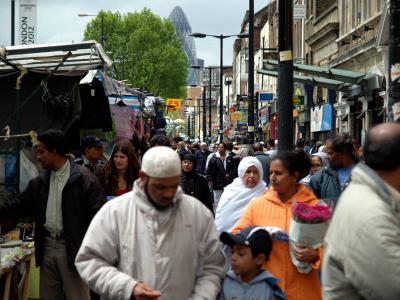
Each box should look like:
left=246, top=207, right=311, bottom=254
left=83, top=9, right=188, bottom=99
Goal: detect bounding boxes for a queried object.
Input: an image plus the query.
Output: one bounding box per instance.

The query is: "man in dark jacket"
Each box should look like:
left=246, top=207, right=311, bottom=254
left=0, top=129, right=105, bottom=300
left=253, top=142, right=271, bottom=184
left=195, top=142, right=212, bottom=175
left=180, top=153, right=214, bottom=214
left=310, top=133, right=358, bottom=208
left=206, top=142, right=235, bottom=210
left=74, top=135, right=106, bottom=172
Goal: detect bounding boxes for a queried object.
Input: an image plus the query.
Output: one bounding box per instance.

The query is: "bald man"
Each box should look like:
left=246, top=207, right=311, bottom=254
left=322, top=123, right=400, bottom=299
left=75, top=147, right=225, bottom=300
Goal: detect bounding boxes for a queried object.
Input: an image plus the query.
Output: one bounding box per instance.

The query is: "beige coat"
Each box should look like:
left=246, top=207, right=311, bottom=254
left=322, top=163, right=400, bottom=299
left=75, top=180, right=226, bottom=300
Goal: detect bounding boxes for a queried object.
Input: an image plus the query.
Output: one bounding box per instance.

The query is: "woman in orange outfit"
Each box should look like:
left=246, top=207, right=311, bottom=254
left=233, top=150, right=322, bottom=300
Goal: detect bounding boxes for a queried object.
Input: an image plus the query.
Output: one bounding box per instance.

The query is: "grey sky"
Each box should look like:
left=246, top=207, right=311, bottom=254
left=0, top=0, right=265, bottom=66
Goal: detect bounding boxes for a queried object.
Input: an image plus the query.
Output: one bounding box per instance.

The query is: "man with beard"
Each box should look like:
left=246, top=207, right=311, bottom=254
left=75, top=146, right=226, bottom=300
left=0, top=129, right=105, bottom=300
left=195, top=142, right=211, bottom=175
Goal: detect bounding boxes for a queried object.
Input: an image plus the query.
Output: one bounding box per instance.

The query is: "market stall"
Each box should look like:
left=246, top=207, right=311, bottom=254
left=0, top=41, right=112, bottom=298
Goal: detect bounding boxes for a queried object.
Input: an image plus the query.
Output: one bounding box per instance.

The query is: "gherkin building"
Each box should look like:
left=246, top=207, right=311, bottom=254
left=169, top=6, right=199, bottom=86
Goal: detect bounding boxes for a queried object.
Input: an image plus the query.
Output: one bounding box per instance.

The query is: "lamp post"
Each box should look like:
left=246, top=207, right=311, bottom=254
left=277, top=0, right=294, bottom=150
left=225, top=76, right=233, bottom=115
left=190, top=65, right=207, bottom=141
left=187, top=114, right=191, bottom=139
left=11, top=0, right=15, bottom=45
left=248, top=0, right=255, bottom=145
left=78, top=13, right=105, bottom=46
left=191, top=32, right=248, bottom=142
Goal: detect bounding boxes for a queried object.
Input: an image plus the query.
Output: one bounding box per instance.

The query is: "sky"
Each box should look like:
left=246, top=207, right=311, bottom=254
left=0, top=0, right=266, bottom=66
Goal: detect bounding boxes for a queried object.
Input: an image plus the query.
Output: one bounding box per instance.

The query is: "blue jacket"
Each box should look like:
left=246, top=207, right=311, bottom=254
left=219, top=270, right=285, bottom=300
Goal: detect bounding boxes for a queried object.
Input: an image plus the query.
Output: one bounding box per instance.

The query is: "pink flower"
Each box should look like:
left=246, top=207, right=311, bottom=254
left=292, top=202, right=332, bottom=224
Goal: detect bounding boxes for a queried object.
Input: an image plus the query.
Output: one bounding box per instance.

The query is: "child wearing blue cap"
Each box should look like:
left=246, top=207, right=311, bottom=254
left=219, top=226, right=285, bottom=300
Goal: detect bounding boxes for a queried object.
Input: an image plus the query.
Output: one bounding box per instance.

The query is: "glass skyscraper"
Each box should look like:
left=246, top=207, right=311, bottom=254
left=169, top=6, right=199, bottom=86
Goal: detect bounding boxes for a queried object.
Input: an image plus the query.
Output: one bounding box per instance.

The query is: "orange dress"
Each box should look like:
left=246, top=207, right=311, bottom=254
left=232, top=184, right=322, bottom=300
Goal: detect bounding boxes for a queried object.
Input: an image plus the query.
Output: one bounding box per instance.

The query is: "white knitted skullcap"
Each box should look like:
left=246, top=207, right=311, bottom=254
left=141, top=146, right=181, bottom=178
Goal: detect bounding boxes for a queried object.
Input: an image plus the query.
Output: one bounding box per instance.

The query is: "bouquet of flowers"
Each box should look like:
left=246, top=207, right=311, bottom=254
left=289, top=202, right=332, bottom=274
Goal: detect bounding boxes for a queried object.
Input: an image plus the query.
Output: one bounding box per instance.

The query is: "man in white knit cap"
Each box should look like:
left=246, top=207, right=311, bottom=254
left=75, top=146, right=226, bottom=300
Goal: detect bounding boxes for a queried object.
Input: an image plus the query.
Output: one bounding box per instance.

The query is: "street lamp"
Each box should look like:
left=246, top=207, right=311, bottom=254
left=190, top=65, right=206, bottom=141
left=78, top=13, right=105, bottom=46
left=225, top=76, right=233, bottom=115
left=11, top=0, right=15, bottom=45
left=191, top=32, right=248, bottom=142
left=191, top=65, right=219, bottom=140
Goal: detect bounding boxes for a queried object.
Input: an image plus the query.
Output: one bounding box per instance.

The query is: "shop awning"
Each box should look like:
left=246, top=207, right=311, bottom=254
left=0, top=41, right=112, bottom=75
left=263, top=59, right=380, bottom=88
left=257, top=69, right=352, bottom=91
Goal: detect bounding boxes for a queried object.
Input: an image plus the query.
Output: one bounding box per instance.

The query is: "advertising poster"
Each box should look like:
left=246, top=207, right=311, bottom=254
left=19, top=0, right=37, bottom=45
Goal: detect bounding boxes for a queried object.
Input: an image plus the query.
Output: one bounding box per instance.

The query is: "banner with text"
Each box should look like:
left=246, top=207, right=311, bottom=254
left=19, top=0, right=37, bottom=45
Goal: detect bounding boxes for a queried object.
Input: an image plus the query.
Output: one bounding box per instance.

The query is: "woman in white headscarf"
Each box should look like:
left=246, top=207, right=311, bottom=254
left=300, top=151, right=329, bottom=185
left=215, top=156, right=266, bottom=233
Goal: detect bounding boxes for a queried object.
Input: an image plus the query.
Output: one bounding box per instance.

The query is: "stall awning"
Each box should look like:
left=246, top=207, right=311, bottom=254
left=0, top=41, right=112, bottom=75
left=257, top=69, right=352, bottom=91
left=263, top=59, right=380, bottom=88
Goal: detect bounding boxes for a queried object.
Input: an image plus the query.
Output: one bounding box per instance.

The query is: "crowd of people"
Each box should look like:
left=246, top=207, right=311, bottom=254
left=1, top=123, right=400, bottom=300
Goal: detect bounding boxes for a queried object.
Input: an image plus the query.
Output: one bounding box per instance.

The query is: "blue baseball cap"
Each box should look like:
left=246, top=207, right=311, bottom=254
left=220, top=226, right=272, bottom=256
left=81, top=135, right=104, bottom=148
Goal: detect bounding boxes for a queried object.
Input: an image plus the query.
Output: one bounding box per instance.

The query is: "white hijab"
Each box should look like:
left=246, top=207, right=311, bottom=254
left=215, top=157, right=267, bottom=233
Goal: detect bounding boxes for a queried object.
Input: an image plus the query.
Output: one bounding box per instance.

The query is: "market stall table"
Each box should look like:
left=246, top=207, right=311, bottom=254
left=1, top=241, right=35, bottom=300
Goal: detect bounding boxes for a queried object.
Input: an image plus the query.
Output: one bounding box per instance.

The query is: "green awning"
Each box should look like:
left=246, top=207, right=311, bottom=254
left=264, top=59, right=378, bottom=85
left=257, top=69, right=352, bottom=91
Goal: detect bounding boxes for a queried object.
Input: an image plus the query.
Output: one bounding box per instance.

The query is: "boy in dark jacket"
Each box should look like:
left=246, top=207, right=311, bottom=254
left=219, top=226, right=285, bottom=300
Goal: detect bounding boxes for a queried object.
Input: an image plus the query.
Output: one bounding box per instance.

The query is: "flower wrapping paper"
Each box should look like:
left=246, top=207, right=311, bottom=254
left=289, top=202, right=332, bottom=273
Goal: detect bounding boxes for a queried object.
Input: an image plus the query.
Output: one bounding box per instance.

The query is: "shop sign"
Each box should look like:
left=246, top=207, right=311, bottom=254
left=230, top=112, right=242, bottom=121
left=237, top=123, right=248, bottom=132
left=293, top=95, right=304, bottom=106
left=294, top=4, right=306, bottom=19
left=166, top=106, right=178, bottom=112
left=166, top=98, right=181, bottom=109
left=259, top=92, right=274, bottom=102
left=311, top=104, right=333, bottom=132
